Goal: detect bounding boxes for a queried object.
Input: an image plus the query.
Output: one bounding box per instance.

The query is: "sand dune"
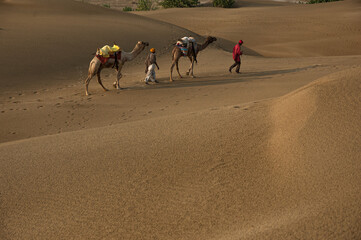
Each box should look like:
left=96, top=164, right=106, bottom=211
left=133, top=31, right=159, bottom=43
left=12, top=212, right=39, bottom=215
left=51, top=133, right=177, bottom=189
left=1, top=67, right=360, bottom=239
left=1, top=0, right=361, bottom=239
left=0, top=0, right=196, bottom=92
left=136, top=0, right=361, bottom=57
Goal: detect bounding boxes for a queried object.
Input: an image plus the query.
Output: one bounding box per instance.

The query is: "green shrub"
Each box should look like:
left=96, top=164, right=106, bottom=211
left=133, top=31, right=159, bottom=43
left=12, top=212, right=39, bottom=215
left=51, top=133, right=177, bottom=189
left=160, top=0, right=199, bottom=8
left=123, top=6, right=133, bottom=11
left=136, top=0, right=153, bottom=10
left=307, top=0, right=341, bottom=3
left=213, top=0, right=234, bottom=8
left=102, top=3, right=110, bottom=8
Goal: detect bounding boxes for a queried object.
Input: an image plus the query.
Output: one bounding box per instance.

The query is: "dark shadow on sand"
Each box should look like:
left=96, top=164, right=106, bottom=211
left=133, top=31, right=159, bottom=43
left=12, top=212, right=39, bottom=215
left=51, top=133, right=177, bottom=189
left=120, top=65, right=321, bottom=91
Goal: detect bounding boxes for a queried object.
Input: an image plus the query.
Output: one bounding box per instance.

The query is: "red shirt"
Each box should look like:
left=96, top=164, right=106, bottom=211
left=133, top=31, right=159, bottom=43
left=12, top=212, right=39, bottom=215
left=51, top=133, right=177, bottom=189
left=233, top=44, right=243, bottom=62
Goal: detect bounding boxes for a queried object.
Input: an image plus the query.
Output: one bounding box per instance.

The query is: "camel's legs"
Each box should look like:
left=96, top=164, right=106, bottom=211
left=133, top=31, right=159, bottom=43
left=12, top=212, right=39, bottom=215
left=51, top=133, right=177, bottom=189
left=186, top=56, right=195, bottom=77
left=114, top=71, right=122, bottom=89
left=176, top=61, right=182, bottom=78
left=170, top=51, right=183, bottom=82
left=97, top=70, right=108, bottom=92
left=113, top=63, right=124, bottom=89
left=85, top=61, right=99, bottom=95
left=85, top=72, right=95, bottom=96
left=113, top=63, right=123, bottom=89
left=170, top=60, right=176, bottom=82
left=190, top=58, right=195, bottom=78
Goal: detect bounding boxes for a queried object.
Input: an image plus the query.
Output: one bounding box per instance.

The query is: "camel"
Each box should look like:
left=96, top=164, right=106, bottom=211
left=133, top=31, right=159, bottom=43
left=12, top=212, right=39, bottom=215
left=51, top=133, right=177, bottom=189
left=170, top=36, right=217, bottom=82
left=85, top=41, right=149, bottom=95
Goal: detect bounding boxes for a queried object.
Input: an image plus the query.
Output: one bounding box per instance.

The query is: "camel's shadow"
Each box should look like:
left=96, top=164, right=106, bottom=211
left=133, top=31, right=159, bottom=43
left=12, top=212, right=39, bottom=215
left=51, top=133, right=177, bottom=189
left=120, top=65, right=321, bottom=91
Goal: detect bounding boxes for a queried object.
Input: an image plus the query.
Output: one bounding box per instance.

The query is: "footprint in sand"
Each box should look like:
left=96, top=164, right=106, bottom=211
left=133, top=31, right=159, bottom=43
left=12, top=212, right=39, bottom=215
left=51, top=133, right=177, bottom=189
left=233, top=106, right=240, bottom=109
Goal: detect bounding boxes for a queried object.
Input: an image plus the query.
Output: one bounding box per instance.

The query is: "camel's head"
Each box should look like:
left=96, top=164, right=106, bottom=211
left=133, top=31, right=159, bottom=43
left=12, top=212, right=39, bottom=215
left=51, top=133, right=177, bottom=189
left=138, top=41, right=149, bottom=47
left=206, top=36, right=217, bottom=43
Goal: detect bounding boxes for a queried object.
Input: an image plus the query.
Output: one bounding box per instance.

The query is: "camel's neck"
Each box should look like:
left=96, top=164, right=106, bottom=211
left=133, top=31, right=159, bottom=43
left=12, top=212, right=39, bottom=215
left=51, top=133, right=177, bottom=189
left=198, top=40, right=211, bottom=52
left=123, top=44, right=144, bottom=61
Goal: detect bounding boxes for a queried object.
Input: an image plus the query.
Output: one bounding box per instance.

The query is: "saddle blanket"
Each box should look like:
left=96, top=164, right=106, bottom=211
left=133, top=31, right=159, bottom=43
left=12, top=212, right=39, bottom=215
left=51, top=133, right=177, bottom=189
left=176, top=45, right=188, bottom=56
left=96, top=51, right=121, bottom=64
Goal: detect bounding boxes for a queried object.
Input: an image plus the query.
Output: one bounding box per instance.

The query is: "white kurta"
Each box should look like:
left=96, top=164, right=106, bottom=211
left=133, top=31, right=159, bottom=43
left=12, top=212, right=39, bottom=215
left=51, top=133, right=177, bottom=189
left=145, top=64, right=156, bottom=83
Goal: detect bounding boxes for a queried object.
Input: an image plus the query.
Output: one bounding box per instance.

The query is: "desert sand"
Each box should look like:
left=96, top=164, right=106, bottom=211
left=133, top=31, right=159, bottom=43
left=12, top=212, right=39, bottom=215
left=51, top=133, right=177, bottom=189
left=0, top=0, right=360, bottom=239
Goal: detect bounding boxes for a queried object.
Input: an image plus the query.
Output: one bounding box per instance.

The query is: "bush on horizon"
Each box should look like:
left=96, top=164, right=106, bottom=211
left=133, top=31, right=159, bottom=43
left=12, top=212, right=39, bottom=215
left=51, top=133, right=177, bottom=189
left=160, top=0, right=199, bottom=8
left=136, top=0, right=154, bottom=11
left=123, top=6, right=133, bottom=11
left=213, top=0, right=234, bottom=8
left=307, top=0, right=341, bottom=3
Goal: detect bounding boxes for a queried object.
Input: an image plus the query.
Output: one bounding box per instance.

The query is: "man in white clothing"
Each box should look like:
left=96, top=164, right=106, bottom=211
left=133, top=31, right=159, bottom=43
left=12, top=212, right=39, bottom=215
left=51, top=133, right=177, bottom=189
left=144, top=48, right=159, bottom=84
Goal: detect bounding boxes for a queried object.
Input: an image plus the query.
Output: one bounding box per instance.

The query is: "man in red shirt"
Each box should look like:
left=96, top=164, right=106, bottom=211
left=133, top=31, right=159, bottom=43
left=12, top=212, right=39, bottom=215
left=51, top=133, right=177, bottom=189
left=229, top=40, right=243, bottom=73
